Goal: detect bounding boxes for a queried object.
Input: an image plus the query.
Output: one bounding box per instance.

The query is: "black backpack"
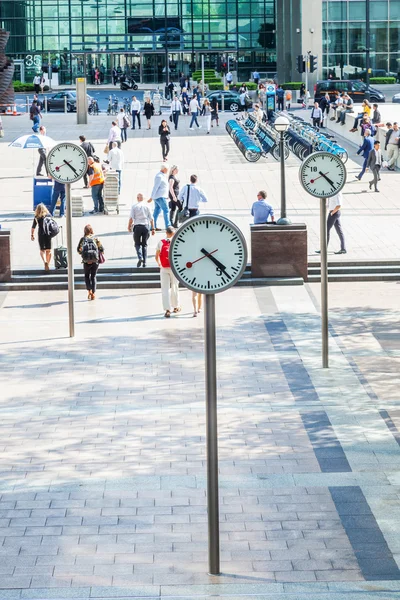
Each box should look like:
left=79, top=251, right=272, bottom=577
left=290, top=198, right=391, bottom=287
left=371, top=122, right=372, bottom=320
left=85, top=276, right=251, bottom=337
left=42, top=215, right=60, bottom=238
left=81, top=237, right=99, bottom=263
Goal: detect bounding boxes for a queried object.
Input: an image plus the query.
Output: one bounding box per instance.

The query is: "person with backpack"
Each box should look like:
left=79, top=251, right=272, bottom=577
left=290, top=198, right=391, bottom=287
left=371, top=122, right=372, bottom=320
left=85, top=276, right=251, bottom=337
left=79, top=135, right=96, bottom=188
left=31, top=203, right=59, bottom=271
left=77, top=224, right=104, bottom=301
left=155, top=226, right=181, bottom=318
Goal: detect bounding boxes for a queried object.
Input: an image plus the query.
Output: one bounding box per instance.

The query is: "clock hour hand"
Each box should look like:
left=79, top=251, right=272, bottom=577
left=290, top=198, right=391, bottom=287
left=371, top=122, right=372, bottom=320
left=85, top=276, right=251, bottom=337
left=200, top=248, right=232, bottom=280
left=63, top=159, right=78, bottom=176
left=319, top=171, right=335, bottom=187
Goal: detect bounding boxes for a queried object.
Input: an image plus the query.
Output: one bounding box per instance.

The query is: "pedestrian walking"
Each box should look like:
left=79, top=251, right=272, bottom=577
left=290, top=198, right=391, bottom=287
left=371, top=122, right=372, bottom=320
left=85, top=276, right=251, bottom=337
left=108, top=142, right=124, bottom=194
left=112, top=67, right=118, bottom=85
left=131, top=96, right=142, bottom=130
left=31, top=203, right=53, bottom=271
left=355, top=129, right=374, bottom=180
left=285, top=90, right=292, bottom=111
left=311, top=102, right=323, bottom=127
left=315, top=192, right=347, bottom=255
left=210, top=95, right=219, bottom=127
left=170, top=95, right=182, bottom=130
left=251, top=190, right=275, bottom=224
left=79, top=135, right=96, bottom=188
left=94, top=67, right=100, bottom=85
left=107, top=121, right=121, bottom=150
left=149, top=165, right=170, bottom=230
left=49, top=180, right=66, bottom=218
left=366, top=140, right=382, bottom=192
left=239, top=89, right=248, bottom=116
left=155, top=226, right=181, bottom=318
left=189, top=95, right=201, bottom=129
left=226, top=71, right=233, bottom=85
left=77, top=224, right=104, bottom=301
left=384, top=122, right=399, bottom=171
left=181, top=88, right=190, bottom=115
left=192, top=292, right=202, bottom=317
left=276, top=85, right=285, bottom=111
left=252, top=70, right=260, bottom=86
left=168, top=165, right=180, bottom=227
left=33, top=73, right=41, bottom=94
left=144, top=98, right=154, bottom=129
left=178, top=174, right=208, bottom=218
left=36, top=125, right=48, bottom=176
left=117, top=108, right=130, bottom=142
left=128, top=193, right=155, bottom=268
left=87, top=156, right=105, bottom=214
left=30, top=100, right=42, bottom=133
left=159, top=119, right=171, bottom=162
left=203, top=98, right=212, bottom=133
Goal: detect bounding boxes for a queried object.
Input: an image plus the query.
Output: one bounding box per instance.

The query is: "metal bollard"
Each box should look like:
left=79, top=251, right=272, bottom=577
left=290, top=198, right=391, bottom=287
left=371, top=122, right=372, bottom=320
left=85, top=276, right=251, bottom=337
left=221, top=94, right=225, bottom=112
left=26, top=95, right=29, bottom=113
left=44, top=96, right=48, bottom=113
left=64, top=95, right=67, bottom=113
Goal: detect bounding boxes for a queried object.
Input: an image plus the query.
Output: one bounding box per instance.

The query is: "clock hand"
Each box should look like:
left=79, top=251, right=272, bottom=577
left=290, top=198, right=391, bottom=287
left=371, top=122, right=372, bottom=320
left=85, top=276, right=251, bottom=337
left=186, top=249, right=218, bottom=268
left=200, top=248, right=232, bottom=280
left=310, top=171, right=329, bottom=184
left=63, top=159, right=78, bottom=176
left=318, top=171, right=335, bottom=187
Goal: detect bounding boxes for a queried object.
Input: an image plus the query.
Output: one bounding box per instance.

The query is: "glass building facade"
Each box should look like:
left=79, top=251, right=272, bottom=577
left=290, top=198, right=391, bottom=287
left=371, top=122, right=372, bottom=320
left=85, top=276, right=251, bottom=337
left=0, top=0, right=276, bottom=84
left=322, top=0, right=400, bottom=79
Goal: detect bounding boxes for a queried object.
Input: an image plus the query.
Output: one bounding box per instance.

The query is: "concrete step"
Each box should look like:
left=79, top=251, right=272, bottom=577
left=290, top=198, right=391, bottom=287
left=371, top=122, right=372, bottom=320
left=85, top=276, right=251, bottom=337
left=308, top=265, right=400, bottom=276
left=308, top=272, right=400, bottom=283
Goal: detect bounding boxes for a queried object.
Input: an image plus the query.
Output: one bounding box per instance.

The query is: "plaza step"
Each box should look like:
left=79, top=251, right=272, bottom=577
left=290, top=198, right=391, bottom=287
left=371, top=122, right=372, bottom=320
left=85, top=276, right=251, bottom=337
left=0, top=265, right=303, bottom=292
left=308, top=260, right=400, bottom=282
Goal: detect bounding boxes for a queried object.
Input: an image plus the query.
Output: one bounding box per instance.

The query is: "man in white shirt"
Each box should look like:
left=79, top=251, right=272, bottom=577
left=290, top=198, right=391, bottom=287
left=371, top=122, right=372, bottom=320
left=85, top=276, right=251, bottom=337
left=33, top=74, right=41, bottom=94
left=189, top=95, right=201, bottom=129
left=226, top=71, right=233, bottom=85
left=178, top=174, right=208, bottom=218
left=108, top=142, right=124, bottom=194
left=311, top=102, right=323, bottom=127
left=148, top=165, right=170, bottom=230
left=131, top=96, right=141, bottom=130
left=117, top=108, right=129, bottom=142
left=128, top=193, right=155, bottom=267
left=107, top=121, right=121, bottom=150
left=171, top=95, right=182, bottom=130
left=316, top=192, right=347, bottom=255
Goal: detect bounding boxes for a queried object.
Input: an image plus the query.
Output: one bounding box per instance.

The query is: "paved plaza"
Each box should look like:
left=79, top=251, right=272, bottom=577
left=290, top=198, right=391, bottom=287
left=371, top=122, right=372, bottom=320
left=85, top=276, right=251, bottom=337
left=1, top=108, right=400, bottom=599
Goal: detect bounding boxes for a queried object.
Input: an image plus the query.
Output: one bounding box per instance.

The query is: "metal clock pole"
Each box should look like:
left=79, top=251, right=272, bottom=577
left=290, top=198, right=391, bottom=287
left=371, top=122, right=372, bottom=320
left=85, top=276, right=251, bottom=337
left=320, top=197, right=328, bottom=368
left=204, top=293, right=220, bottom=575
left=65, top=183, right=75, bottom=338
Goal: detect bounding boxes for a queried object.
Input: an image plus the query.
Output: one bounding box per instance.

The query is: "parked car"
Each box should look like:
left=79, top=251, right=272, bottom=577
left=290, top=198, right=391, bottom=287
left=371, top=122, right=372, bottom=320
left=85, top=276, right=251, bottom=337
left=47, top=90, right=93, bottom=112
left=314, top=80, right=385, bottom=103
left=206, top=90, right=252, bottom=112
left=392, top=93, right=400, bottom=103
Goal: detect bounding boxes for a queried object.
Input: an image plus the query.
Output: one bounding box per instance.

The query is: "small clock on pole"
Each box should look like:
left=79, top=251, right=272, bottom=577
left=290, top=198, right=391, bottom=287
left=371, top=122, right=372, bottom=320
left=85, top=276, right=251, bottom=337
left=170, top=215, right=247, bottom=575
left=299, top=152, right=347, bottom=368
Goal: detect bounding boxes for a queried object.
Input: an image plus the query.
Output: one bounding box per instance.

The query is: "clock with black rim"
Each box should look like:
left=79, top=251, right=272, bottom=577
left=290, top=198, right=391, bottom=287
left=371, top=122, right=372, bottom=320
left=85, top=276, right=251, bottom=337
left=299, top=151, right=347, bottom=198
left=46, top=142, right=88, bottom=184
left=170, top=215, right=248, bottom=294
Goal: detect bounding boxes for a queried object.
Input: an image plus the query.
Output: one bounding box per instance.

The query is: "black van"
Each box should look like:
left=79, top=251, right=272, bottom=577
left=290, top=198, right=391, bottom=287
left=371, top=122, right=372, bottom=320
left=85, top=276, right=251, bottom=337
left=314, top=80, right=385, bottom=103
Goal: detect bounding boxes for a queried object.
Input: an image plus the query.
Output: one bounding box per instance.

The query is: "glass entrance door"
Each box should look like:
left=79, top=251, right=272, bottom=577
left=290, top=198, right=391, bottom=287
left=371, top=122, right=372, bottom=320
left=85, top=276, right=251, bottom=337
left=142, top=53, right=166, bottom=84
left=86, top=53, right=112, bottom=84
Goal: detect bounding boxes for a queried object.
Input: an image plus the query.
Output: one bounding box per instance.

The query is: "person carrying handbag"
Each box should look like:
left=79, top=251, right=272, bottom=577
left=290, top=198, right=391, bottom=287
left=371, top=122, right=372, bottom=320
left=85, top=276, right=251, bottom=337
left=170, top=95, right=182, bottom=130
left=178, top=174, right=208, bottom=220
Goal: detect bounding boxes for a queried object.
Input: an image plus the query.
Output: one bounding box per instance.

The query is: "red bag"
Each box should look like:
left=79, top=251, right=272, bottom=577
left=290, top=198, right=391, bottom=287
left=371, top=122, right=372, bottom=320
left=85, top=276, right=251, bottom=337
left=159, top=239, right=171, bottom=268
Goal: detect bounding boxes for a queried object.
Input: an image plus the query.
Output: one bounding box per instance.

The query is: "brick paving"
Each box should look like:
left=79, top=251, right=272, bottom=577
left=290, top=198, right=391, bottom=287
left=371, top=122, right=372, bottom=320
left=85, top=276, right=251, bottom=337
left=0, top=280, right=399, bottom=597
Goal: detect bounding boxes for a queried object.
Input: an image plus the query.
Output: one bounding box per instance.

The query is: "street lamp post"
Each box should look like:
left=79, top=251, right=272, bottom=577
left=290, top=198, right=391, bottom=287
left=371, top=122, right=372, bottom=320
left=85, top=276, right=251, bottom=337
left=274, top=115, right=291, bottom=225
left=365, top=0, right=371, bottom=101
left=164, top=0, right=169, bottom=91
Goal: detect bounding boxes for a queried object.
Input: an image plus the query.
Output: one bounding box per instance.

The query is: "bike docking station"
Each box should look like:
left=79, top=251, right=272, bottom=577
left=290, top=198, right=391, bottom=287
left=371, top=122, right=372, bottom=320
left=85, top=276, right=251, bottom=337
left=170, top=215, right=248, bottom=575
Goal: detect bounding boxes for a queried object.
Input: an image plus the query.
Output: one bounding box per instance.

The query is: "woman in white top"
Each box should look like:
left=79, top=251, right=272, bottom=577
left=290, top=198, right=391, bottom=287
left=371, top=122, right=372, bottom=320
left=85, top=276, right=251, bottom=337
left=203, top=99, right=212, bottom=134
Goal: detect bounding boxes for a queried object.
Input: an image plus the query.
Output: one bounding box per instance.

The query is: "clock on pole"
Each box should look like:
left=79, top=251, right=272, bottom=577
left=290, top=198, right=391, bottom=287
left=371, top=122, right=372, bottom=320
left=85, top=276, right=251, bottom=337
left=299, top=152, right=347, bottom=368
left=170, top=215, right=248, bottom=576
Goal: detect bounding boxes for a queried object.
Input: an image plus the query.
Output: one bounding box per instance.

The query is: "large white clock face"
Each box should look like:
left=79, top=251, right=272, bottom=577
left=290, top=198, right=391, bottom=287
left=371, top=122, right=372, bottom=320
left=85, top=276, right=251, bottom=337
left=300, top=152, right=347, bottom=198
left=170, top=215, right=248, bottom=294
left=47, top=143, right=88, bottom=184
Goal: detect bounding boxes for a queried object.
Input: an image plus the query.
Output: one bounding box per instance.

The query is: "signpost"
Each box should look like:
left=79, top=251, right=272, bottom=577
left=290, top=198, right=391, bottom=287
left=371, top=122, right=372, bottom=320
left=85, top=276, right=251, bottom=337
left=299, top=152, right=347, bottom=367
left=76, top=77, right=88, bottom=125
left=170, top=215, right=248, bottom=574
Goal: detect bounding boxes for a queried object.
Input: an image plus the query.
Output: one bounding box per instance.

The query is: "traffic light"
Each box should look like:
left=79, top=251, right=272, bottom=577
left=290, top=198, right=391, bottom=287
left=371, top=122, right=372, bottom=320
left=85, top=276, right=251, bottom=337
left=297, top=55, right=305, bottom=73
left=309, top=55, right=318, bottom=73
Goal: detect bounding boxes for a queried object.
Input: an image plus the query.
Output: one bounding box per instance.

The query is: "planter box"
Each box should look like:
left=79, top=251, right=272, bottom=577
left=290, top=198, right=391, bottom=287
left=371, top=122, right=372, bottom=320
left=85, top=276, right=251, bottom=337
left=251, top=223, right=308, bottom=281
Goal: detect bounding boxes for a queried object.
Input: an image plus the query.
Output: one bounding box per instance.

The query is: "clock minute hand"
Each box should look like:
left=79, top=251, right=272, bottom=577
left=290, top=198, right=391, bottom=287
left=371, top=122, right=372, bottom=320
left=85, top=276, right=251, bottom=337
left=63, top=159, right=78, bottom=176
left=200, top=248, right=232, bottom=280
left=319, top=171, right=335, bottom=187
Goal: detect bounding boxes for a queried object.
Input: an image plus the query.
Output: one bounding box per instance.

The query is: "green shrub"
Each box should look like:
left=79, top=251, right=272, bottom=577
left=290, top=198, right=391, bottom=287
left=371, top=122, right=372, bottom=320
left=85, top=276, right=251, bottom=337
left=370, top=77, right=396, bottom=84
left=12, top=81, right=50, bottom=92
left=208, top=82, right=224, bottom=90
left=280, top=82, right=303, bottom=90
left=192, top=70, right=216, bottom=81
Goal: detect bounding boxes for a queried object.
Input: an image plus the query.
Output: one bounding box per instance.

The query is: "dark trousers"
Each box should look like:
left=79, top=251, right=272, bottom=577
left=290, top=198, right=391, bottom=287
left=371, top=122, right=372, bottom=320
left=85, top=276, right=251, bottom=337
left=358, top=156, right=368, bottom=179
left=108, top=141, right=121, bottom=150
left=169, top=203, right=180, bottom=228
left=132, top=111, right=141, bottom=129
left=83, top=168, right=89, bottom=187
left=172, top=111, right=180, bottom=129
left=133, top=225, right=150, bottom=262
left=189, top=208, right=199, bottom=218
left=277, top=98, right=284, bottom=111
left=312, top=118, right=321, bottom=127
left=121, top=127, right=127, bottom=142
left=84, top=262, right=99, bottom=293
left=36, top=149, right=48, bottom=176
left=327, top=210, right=346, bottom=251
left=370, top=165, right=381, bottom=191
left=161, top=139, right=170, bottom=160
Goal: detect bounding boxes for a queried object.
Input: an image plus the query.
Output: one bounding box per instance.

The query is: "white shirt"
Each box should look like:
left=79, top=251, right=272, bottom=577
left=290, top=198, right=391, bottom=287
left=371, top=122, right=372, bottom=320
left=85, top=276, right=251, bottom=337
left=151, top=171, right=169, bottom=199
left=130, top=202, right=152, bottom=227
left=189, top=98, right=199, bottom=113
left=117, top=112, right=126, bottom=128
left=328, top=192, right=343, bottom=212
left=178, top=184, right=208, bottom=209
left=171, top=98, right=182, bottom=113
left=226, top=72, right=233, bottom=82
left=108, top=125, right=121, bottom=143
left=33, top=75, right=41, bottom=85
left=108, top=147, right=124, bottom=171
left=131, top=99, right=141, bottom=112
left=240, top=92, right=246, bottom=106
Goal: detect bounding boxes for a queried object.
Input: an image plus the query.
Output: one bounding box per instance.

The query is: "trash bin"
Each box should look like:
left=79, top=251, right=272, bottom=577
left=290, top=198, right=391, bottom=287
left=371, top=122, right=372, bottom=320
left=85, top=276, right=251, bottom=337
left=33, top=177, right=53, bottom=210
